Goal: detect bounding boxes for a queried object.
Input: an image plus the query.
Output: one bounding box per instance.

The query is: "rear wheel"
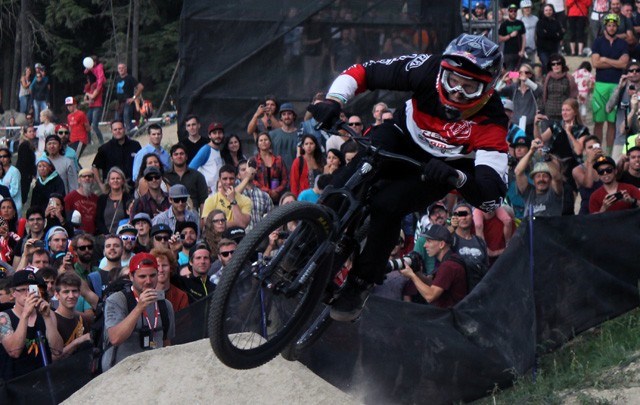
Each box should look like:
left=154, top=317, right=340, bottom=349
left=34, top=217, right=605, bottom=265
left=208, top=202, right=335, bottom=369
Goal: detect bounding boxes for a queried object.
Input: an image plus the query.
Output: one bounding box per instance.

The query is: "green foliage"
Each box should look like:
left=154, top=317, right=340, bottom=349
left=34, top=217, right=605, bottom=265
left=45, top=0, right=92, bottom=30
left=477, top=308, right=640, bottom=404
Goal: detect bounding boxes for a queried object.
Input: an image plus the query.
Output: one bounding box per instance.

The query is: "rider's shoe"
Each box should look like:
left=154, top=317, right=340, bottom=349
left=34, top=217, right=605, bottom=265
left=329, top=275, right=372, bottom=322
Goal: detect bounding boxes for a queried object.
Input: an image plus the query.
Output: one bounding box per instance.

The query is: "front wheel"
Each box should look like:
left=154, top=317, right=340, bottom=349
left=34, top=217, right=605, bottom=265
left=208, top=202, right=335, bottom=369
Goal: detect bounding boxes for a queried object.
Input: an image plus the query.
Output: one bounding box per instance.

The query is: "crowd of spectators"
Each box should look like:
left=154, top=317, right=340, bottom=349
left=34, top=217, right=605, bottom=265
left=2, top=0, right=640, bottom=388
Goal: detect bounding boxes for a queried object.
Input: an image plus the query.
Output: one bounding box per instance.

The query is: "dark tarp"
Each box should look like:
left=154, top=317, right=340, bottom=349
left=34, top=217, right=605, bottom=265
left=177, top=0, right=462, bottom=143
left=299, top=210, right=640, bottom=403
left=2, top=210, right=639, bottom=403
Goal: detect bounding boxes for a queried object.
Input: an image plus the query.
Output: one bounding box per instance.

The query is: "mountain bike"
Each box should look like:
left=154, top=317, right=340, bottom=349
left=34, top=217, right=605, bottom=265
left=208, top=121, right=453, bottom=369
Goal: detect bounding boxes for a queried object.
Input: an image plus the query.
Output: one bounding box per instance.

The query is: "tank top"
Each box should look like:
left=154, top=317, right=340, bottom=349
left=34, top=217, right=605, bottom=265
left=0, top=310, right=51, bottom=380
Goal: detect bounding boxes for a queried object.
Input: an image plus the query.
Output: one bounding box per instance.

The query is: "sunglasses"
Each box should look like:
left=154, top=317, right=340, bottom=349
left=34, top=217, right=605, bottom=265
left=219, top=250, right=235, bottom=257
left=0, top=155, right=10, bottom=159
left=348, top=122, right=363, bottom=127
left=145, top=174, right=161, bottom=181
left=597, top=167, right=614, bottom=175
left=77, top=245, right=94, bottom=251
left=57, top=131, right=70, bottom=135
left=453, top=211, right=470, bottom=217
left=120, top=235, right=137, bottom=242
left=550, top=62, right=563, bottom=66
left=519, top=71, right=532, bottom=75
left=154, top=235, right=170, bottom=242
left=628, top=68, right=640, bottom=73
left=172, top=197, right=188, bottom=203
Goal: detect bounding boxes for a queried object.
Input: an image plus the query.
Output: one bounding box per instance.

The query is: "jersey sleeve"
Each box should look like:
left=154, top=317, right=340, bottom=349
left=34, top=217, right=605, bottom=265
left=327, top=54, right=439, bottom=103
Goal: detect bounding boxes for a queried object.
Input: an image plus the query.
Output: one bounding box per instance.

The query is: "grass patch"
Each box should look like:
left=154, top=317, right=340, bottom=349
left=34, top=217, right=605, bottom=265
left=475, top=308, right=640, bottom=404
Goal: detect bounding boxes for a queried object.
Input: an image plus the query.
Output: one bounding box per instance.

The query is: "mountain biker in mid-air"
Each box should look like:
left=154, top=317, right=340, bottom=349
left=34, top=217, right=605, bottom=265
left=309, top=33, right=510, bottom=322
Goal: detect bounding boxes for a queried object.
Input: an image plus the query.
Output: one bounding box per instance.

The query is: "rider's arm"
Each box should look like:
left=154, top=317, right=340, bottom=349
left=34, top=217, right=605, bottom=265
left=326, top=54, right=439, bottom=106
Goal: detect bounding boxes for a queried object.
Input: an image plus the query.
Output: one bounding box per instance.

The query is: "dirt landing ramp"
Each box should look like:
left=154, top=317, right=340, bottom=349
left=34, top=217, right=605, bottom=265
left=63, top=339, right=358, bottom=404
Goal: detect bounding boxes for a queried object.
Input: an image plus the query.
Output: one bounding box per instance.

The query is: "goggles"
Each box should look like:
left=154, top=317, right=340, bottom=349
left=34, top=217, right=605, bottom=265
left=441, top=69, right=485, bottom=100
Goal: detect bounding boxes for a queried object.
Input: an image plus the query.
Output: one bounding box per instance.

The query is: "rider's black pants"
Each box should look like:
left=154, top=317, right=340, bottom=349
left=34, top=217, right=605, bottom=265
left=331, top=121, right=474, bottom=284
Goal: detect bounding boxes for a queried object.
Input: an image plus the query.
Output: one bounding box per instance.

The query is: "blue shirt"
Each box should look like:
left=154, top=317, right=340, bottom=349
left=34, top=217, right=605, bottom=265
left=297, top=188, right=319, bottom=203
left=131, top=144, right=171, bottom=181
left=592, top=36, right=628, bottom=84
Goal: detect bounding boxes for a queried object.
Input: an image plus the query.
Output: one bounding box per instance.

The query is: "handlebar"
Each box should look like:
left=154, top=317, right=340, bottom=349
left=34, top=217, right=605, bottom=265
left=328, top=121, right=460, bottom=187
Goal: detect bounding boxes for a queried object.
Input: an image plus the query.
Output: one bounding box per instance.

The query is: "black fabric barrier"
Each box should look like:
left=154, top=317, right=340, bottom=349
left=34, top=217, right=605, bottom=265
left=298, top=210, right=640, bottom=403
left=177, top=0, right=462, bottom=141
left=2, top=210, right=639, bottom=403
left=0, top=342, right=93, bottom=405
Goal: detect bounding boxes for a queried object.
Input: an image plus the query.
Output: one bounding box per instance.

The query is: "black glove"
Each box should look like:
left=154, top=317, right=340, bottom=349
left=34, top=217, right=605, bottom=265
left=307, top=99, right=341, bottom=130
left=423, top=159, right=459, bottom=186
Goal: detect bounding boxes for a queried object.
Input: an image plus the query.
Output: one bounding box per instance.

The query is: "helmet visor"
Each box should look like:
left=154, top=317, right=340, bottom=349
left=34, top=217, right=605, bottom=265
left=441, top=69, right=485, bottom=100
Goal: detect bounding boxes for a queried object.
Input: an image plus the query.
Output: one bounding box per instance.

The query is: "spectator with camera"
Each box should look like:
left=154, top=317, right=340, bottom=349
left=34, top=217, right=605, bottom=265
left=589, top=155, right=640, bottom=213
left=605, top=59, right=640, bottom=161
left=515, top=138, right=564, bottom=217
left=497, top=64, right=541, bottom=138
left=572, top=136, right=605, bottom=215
left=535, top=98, right=589, bottom=205
left=101, top=253, right=175, bottom=372
left=0, top=269, right=64, bottom=379
left=399, top=225, right=467, bottom=309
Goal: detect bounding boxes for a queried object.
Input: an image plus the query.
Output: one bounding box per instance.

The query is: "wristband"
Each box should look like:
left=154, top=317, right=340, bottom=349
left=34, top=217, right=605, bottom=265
left=229, top=200, right=238, bottom=206
left=326, top=93, right=348, bottom=104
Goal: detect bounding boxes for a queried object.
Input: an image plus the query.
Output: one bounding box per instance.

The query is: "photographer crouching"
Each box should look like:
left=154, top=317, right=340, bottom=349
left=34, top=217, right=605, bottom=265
left=398, top=225, right=467, bottom=309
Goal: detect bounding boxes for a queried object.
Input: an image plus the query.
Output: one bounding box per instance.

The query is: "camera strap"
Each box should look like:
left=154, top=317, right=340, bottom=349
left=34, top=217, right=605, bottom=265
left=131, top=287, right=159, bottom=332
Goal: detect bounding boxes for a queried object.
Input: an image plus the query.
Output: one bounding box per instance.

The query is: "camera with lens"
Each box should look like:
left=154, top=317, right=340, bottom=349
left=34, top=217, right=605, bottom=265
left=386, top=251, right=424, bottom=273
left=277, top=230, right=290, bottom=239
left=507, top=154, right=518, bottom=167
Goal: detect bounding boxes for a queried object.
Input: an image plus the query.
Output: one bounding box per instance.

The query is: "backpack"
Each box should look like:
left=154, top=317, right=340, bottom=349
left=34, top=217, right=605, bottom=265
left=89, top=281, right=170, bottom=375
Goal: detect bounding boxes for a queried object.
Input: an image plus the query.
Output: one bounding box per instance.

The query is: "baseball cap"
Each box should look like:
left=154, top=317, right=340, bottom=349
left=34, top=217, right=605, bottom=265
left=511, top=137, right=531, bottom=148
left=129, top=253, right=158, bottom=274
left=208, top=122, right=224, bottom=133
left=55, top=124, right=69, bottom=133
left=222, top=226, right=246, bottom=244
left=117, top=223, right=137, bottom=235
left=592, top=155, right=616, bottom=171
left=47, top=225, right=68, bottom=241
left=151, top=223, right=173, bottom=237
left=425, top=224, right=452, bottom=244
left=65, top=96, right=76, bottom=106
left=11, top=270, right=41, bottom=287
left=143, top=166, right=161, bottom=178
left=45, top=134, right=62, bottom=144
left=508, top=3, right=518, bottom=10
left=169, top=184, right=190, bottom=199
left=132, top=213, right=152, bottom=226
left=427, top=202, right=448, bottom=217
left=189, top=241, right=211, bottom=260
left=520, top=0, right=532, bottom=7
left=176, top=221, right=198, bottom=234
left=475, top=2, right=486, bottom=8
left=279, top=102, right=295, bottom=115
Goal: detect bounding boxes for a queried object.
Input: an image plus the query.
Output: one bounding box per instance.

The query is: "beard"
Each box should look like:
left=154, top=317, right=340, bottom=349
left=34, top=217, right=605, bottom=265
left=81, top=182, right=93, bottom=195
left=183, top=240, right=196, bottom=249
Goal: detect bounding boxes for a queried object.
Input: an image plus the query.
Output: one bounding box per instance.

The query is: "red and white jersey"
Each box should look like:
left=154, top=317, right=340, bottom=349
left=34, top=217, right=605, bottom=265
left=327, top=53, right=509, bottom=183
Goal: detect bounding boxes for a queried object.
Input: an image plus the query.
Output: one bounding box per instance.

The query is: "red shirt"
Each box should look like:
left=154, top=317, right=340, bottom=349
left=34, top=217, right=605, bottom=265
left=589, top=183, right=640, bottom=213
left=431, top=256, right=467, bottom=309
left=67, top=110, right=89, bottom=144
left=64, top=190, right=98, bottom=234
left=167, top=284, right=189, bottom=312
